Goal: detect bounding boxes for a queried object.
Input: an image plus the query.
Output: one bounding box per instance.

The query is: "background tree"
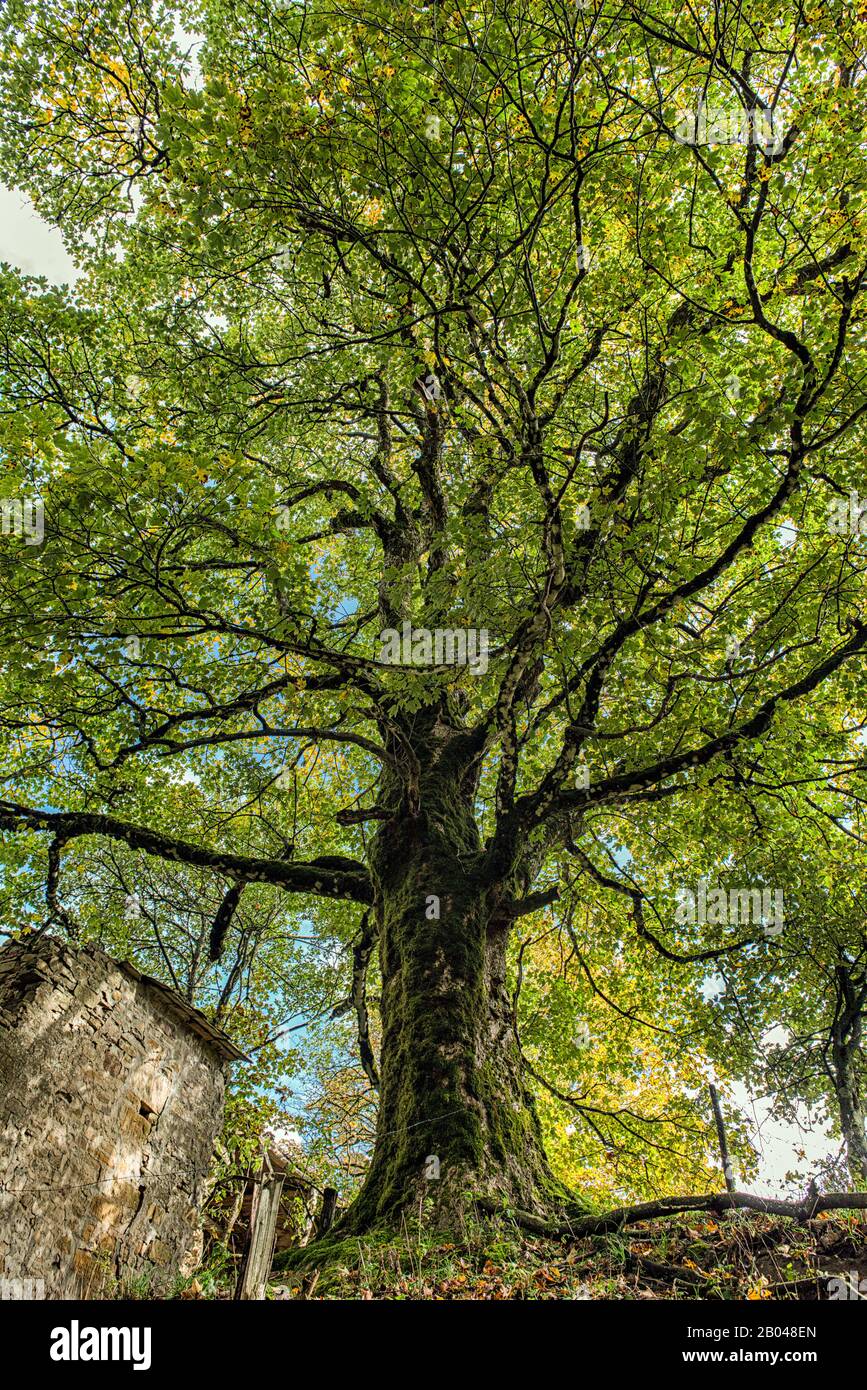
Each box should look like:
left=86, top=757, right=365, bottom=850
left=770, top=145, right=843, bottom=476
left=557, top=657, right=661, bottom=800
left=702, top=802, right=867, bottom=1188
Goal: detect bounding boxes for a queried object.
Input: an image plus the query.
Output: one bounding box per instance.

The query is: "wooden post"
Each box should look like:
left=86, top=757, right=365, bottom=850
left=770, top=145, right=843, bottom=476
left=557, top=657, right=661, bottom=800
left=709, top=1083, right=736, bottom=1193
left=235, top=1167, right=286, bottom=1300
left=313, top=1186, right=338, bottom=1240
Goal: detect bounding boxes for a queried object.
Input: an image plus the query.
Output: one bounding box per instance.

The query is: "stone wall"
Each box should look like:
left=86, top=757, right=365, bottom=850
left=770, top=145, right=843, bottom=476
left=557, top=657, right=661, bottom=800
left=0, top=936, right=237, bottom=1298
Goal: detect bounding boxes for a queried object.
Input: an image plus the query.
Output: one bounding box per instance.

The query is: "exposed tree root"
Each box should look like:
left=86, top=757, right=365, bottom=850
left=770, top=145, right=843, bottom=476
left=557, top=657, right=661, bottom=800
left=477, top=1190, right=867, bottom=1238
left=623, top=1252, right=707, bottom=1288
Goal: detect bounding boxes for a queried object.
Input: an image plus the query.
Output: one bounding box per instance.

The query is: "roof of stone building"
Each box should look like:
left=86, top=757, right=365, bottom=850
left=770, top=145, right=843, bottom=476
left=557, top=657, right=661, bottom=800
left=113, top=956, right=250, bottom=1063
left=1, top=934, right=249, bottom=1064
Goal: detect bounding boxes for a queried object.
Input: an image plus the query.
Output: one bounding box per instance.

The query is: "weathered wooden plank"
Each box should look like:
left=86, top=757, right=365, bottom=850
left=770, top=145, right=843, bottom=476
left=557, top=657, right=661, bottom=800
left=236, top=1172, right=286, bottom=1300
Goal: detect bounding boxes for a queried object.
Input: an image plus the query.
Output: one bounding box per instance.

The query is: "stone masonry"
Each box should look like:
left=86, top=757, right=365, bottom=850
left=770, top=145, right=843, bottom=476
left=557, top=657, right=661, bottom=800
left=0, top=935, right=246, bottom=1298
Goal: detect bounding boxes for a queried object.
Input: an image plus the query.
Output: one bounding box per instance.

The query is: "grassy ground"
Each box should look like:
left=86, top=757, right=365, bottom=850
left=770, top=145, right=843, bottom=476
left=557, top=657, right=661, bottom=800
left=178, top=1210, right=867, bottom=1301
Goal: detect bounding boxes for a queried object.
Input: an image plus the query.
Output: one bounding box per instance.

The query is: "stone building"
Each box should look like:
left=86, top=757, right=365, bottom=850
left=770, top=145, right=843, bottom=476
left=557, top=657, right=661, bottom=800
left=0, top=934, right=246, bottom=1298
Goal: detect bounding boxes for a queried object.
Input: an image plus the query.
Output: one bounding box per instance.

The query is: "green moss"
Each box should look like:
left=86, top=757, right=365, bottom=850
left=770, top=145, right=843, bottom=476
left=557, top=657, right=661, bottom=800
left=336, top=724, right=578, bottom=1235
left=273, top=1232, right=390, bottom=1276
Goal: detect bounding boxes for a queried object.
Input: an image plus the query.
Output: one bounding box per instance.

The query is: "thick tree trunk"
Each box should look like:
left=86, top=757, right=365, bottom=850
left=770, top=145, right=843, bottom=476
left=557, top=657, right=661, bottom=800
left=338, top=717, right=568, bottom=1235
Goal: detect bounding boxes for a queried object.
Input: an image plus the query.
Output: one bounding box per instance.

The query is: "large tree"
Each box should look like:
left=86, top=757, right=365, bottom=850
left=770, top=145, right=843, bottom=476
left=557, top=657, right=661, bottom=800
left=0, top=0, right=866, bottom=1233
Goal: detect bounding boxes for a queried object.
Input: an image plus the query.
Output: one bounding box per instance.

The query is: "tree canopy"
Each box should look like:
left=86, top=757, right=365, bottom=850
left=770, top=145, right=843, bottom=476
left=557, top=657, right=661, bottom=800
left=0, top=0, right=866, bottom=1233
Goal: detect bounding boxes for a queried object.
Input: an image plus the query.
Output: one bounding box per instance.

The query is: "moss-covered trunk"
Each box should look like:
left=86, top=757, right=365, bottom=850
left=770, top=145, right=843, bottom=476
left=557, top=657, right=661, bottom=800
left=339, top=715, right=565, bottom=1235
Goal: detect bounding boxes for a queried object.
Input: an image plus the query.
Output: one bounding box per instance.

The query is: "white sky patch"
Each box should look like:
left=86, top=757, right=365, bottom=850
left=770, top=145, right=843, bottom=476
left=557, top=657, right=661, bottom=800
left=762, top=1023, right=790, bottom=1049
left=144, top=767, right=201, bottom=787
left=264, top=1122, right=304, bottom=1152
left=172, top=767, right=202, bottom=786
left=173, top=19, right=205, bottom=89
left=728, top=1081, right=838, bottom=1197
left=0, top=184, right=77, bottom=285
left=700, top=972, right=725, bottom=1002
